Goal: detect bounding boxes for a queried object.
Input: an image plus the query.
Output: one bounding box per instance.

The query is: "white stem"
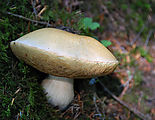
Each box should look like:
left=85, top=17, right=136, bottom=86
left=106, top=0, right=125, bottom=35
left=41, top=75, right=74, bottom=110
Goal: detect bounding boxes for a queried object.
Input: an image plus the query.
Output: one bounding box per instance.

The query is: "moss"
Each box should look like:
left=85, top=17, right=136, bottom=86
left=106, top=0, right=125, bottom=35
left=0, top=0, right=153, bottom=119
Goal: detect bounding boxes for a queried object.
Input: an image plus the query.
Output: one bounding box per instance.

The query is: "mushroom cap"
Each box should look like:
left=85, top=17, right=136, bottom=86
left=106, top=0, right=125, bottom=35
left=10, top=28, right=118, bottom=78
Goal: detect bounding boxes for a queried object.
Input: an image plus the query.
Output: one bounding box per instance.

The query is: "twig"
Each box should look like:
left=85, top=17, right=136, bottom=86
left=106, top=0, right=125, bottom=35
left=144, top=29, right=153, bottom=46
left=31, top=0, right=38, bottom=18
left=93, top=93, right=103, bottom=119
left=138, top=92, right=143, bottom=110
left=95, top=93, right=106, bottom=118
left=5, top=12, right=52, bottom=27
left=14, top=87, right=21, bottom=94
left=98, top=0, right=116, bottom=27
left=122, top=70, right=133, bottom=87
left=74, top=111, right=81, bottom=120
left=119, top=70, right=133, bottom=98
left=38, top=5, right=47, bottom=17
left=71, top=1, right=83, bottom=6
left=131, top=24, right=145, bottom=45
left=11, top=97, right=15, bottom=105
left=98, top=80, right=152, bottom=120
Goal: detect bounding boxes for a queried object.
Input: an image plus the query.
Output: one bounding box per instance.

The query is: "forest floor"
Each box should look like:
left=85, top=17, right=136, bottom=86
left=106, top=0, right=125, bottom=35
left=0, top=0, right=154, bottom=120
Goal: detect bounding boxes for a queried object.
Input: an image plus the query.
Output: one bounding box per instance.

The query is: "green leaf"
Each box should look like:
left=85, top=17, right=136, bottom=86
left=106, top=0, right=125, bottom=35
left=83, top=17, right=93, bottom=29
left=100, top=40, right=112, bottom=47
left=78, top=17, right=100, bottom=31
left=89, top=22, right=100, bottom=30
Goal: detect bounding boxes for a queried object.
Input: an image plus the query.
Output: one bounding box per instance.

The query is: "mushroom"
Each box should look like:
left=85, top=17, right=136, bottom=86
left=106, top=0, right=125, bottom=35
left=10, top=28, right=118, bottom=110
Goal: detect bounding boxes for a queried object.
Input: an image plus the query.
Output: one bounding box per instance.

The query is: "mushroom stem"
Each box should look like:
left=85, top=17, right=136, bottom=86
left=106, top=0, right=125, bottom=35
left=41, top=75, right=74, bottom=110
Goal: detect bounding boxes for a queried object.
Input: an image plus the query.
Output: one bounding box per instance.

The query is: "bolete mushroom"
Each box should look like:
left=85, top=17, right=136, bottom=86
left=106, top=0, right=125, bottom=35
left=10, top=28, right=118, bottom=109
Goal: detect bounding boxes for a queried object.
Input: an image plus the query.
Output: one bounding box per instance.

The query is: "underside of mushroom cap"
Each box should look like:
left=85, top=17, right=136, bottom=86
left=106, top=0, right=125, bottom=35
left=10, top=28, right=118, bottom=78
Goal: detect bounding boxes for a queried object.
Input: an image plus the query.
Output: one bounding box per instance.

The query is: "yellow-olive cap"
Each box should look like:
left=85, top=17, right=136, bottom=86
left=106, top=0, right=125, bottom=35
left=10, top=28, right=118, bottom=78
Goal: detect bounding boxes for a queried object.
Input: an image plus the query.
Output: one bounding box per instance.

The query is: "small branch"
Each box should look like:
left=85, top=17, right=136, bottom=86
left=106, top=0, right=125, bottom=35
left=98, top=0, right=116, bottom=28
left=138, top=92, right=143, bottom=110
left=31, top=0, right=38, bottom=18
left=38, top=5, right=47, bottom=17
left=100, top=2, right=115, bottom=23
left=95, top=93, right=106, bottom=118
left=144, top=29, right=153, bottom=46
left=131, top=24, right=145, bottom=45
left=119, top=70, right=133, bottom=98
left=98, top=80, right=152, bottom=120
left=121, top=70, right=133, bottom=88
left=93, top=93, right=103, bottom=119
left=5, top=12, right=52, bottom=27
